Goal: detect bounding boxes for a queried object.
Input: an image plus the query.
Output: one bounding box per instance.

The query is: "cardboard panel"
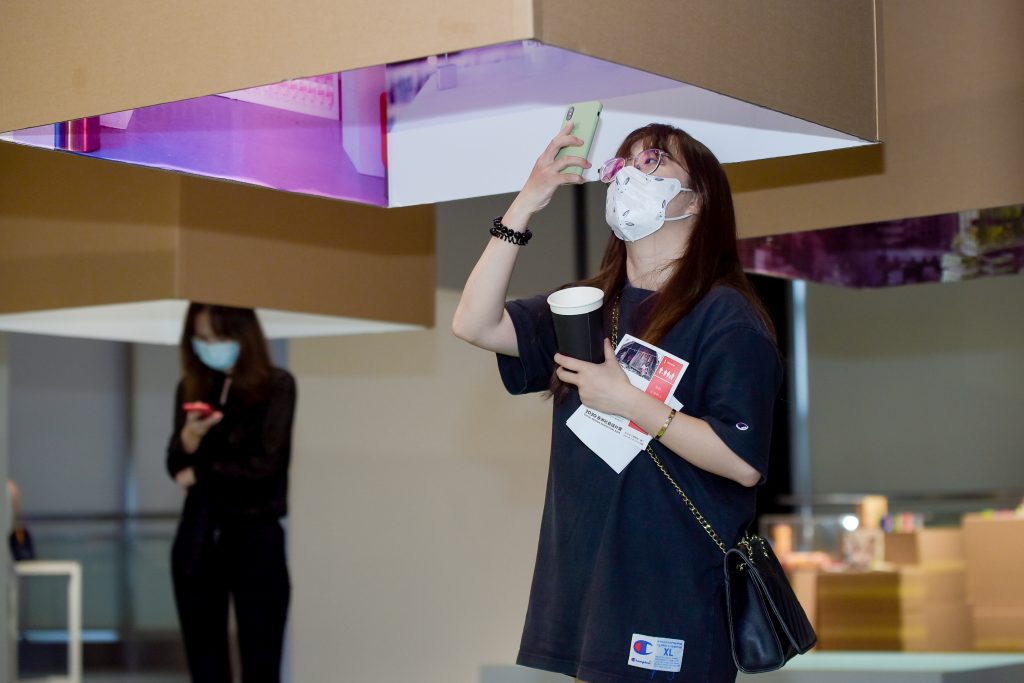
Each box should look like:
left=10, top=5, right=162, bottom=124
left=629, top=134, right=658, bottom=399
left=817, top=568, right=926, bottom=651
left=0, top=143, right=436, bottom=338
left=963, top=515, right=1024, bottom=610
left=2, top=3, right=882, bottom=209
left=884, top=529, right=964, bottom=567
left=177, top=176, right=435, bottom=325
left=973, top=608, right=1024, bottom=652
left=0, top=0, right=533, bottom=133
left=0, top=143, right=179, bottom=312
left=729, top=0, right=1024, bottom=238
left=537, top=0, right=881, bottom=142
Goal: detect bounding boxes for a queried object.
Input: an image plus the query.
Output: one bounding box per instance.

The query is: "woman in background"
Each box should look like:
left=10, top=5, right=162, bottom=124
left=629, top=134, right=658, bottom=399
left=167, top=303, right=295, bottom=683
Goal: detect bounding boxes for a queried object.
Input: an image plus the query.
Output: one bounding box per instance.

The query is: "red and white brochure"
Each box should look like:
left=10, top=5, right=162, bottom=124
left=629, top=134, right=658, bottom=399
left=566, top=334, right=688, bottom=473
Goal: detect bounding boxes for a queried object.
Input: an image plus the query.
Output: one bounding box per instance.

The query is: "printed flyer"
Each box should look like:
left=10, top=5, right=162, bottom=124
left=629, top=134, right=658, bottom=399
left=566, top=334, right=688, bottom=472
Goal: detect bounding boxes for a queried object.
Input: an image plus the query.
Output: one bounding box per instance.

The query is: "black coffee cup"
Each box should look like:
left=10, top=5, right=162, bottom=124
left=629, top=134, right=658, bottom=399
left=547, top=286, right=605, bottom=363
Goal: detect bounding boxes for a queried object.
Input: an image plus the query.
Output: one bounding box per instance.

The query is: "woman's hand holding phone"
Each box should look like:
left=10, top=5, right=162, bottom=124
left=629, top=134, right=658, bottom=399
left=504, top=121, right=592, bottom=228
left=180, top=403, right=224, bottom=454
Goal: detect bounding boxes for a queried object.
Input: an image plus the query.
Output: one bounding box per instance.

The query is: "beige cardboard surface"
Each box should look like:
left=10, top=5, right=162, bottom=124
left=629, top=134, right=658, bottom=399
left=918, top=603, right=972, bottom=652
left=537, top=0, right=881, bottom=142
left=972, top=607, right=1024, bottom=652
left=177, top=177, right=435, bottom=325
left=921, top=567, right=967, bottom=605
left=0, top=143, right=179, bottom=313
left=0, top=143, right=435, bottom=324
left=817, top=569, right=926, bottom=651
left=0, top=0, right=534, bottom=132
left=963, top=515, right=1024, bottom=609
left=728, top=0, right=1024, bottom=238
left=885, top=529, right=964, bottom=566
left=788, top=568, right=819, bottom=632
left=0, top=0, right=880, bottom=145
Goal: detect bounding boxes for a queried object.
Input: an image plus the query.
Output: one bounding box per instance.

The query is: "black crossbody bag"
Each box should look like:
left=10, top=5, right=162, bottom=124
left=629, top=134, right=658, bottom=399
left=645, top=445, right=817, bottom=673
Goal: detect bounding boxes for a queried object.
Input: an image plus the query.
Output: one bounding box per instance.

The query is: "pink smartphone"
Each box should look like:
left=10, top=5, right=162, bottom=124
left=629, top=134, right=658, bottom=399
left=182, top=401, right=215, bottom=418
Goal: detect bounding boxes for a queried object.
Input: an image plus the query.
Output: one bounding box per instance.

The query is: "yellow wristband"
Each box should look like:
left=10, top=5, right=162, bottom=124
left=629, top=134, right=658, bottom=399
left=654, top=408, right=677, bottom=441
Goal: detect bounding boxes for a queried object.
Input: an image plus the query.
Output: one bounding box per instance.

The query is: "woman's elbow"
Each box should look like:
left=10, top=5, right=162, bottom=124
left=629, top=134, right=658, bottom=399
left=736, top=464, right=762, bottom=488
left=451, top=308, right=476, bottom=344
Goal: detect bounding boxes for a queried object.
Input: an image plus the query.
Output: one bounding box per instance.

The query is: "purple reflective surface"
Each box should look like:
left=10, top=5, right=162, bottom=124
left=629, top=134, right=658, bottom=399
left=6, top=39, right=867, bottom=208
left=90, top=94, right=386, bottom=205
left=5, top=42, right=531, bottom=207
left=740, top=205, right=1024, bottom=288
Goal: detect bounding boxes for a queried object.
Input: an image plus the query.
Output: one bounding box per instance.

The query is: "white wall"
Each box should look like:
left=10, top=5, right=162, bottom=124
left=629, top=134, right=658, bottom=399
left=131, top=343, right=186, bottom=513
left=435, top=186, right=607, bottom=296
left=806, top=274, right=1024, bottom=494
left=8, top=334, right=128, bottom=515
left=287, top=186, right=598, bottom=683
left=288, top=290, right=552, bottom=683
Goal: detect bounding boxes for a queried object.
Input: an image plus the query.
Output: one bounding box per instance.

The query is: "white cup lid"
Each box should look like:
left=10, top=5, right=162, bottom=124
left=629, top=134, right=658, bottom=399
left=547, top=286, right=604, bottom=315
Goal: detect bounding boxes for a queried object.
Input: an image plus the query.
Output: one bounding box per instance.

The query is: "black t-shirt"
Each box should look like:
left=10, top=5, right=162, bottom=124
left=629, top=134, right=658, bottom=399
left=497, top=284, right=781, bottom=683
left=166, top=367, right=296, bottom=526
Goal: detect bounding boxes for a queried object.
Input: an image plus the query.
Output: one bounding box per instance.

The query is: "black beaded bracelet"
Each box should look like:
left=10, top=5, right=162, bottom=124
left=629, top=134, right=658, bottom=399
left=490, top=216, right=533, bottom=246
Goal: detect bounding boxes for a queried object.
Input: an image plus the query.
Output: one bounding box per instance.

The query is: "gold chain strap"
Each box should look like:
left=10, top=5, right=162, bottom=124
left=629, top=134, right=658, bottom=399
left=612, top=295, right=728, bottom=555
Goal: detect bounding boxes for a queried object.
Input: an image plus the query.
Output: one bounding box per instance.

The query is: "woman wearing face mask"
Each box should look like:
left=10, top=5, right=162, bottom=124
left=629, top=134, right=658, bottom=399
left=453, top=122, right=780, bottom=683
left=167, top=303, right=296, bottom=683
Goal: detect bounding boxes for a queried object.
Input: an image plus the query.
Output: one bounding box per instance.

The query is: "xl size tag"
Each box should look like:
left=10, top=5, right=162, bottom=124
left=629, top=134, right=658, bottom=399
left=627, top=633, right=684, bottom=672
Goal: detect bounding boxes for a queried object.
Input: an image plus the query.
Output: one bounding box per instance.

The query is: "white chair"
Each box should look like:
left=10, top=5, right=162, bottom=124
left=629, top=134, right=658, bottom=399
left=12, top=560, right=82, bottom=683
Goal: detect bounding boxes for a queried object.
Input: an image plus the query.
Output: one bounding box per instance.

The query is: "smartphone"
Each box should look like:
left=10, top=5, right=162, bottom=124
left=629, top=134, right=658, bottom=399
left=555, top=101, right=602, bottom=176
left=182, top=401, right=216, bottom=418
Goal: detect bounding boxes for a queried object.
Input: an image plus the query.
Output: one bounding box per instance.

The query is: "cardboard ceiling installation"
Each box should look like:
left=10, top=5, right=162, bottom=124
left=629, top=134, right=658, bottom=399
left=1, top=0, right=883, bottom=207
left=0, top=0, right=881, bottom=341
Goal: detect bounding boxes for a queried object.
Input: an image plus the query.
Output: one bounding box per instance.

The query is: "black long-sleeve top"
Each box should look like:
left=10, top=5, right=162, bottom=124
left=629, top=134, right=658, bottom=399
left=166, top=367, right=296, bottom=525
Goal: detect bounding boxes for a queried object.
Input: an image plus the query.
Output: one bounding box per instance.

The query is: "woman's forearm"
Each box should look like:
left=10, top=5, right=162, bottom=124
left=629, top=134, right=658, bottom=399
left=626, top=390, right=761, bottom=487
left=179, top=426, right=201, bottom=455
left=452, top=123, right=587, bottom=356
left=451, top=202, right=533, bottom=355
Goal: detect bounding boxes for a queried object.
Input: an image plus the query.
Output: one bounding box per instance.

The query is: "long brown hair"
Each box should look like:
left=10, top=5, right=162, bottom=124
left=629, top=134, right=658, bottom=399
left=552, top=124, right=774, bottom=397
left=180, top=303, right=273, bottom=403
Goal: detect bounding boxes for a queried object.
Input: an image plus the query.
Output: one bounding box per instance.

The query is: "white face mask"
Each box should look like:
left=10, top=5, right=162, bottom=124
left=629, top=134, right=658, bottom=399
left=605, top=166, right=694, bottom=242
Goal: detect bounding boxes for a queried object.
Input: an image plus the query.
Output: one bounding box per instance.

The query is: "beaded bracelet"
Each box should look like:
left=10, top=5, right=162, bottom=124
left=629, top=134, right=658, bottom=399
left=490, top=216, right=533, bottom=246
left=654, top=408, right=677, bottom=441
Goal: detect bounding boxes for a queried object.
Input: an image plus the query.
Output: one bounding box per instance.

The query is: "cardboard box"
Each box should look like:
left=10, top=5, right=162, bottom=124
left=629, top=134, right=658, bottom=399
left=972, top=607, right=1024, bottom=652
left=816, top=569, right=926, bottom=651
left=918, top=603, right=972, bottom=652
left=921, top=565, right=967, bottom=604
left=962, top=515, right=1024, bottom=609
left=788, top=568, right=819, bottom=632
left=885, top=528, right=964, bottom=566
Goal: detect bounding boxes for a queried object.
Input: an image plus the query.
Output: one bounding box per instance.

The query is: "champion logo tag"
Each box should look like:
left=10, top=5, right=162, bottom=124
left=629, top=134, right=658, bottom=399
left=627, top=633, right=684, bottom=672
left=736, top=422, right=750, bottom=431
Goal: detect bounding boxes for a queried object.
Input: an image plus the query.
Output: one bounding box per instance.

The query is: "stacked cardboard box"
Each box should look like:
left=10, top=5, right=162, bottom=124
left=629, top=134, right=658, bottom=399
left=817, top=528, right=972, bottom=652
left=816, top=568, right=926, bottom=650
left=963, top=514, right=1024, bottom=651
left=788, top=567, right=820, bottom=632
left=884, top=528, right=971, bottom=651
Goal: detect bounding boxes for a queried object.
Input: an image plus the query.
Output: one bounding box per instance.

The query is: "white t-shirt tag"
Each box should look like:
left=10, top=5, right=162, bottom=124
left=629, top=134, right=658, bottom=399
left=627, top=633, right=684, bottom=672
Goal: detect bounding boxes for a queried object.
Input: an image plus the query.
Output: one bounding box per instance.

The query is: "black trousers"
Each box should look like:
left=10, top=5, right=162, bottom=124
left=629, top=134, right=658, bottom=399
left=172, top=518, right=291, bottom=683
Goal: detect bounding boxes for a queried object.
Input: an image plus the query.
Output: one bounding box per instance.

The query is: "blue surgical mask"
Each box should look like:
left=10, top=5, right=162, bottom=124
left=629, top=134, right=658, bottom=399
left=192, top=338, right=240, bottom=372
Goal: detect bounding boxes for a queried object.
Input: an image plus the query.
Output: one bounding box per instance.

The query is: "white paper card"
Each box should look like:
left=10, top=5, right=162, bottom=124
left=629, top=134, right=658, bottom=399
left=566, top=334, right=689, bottom=472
